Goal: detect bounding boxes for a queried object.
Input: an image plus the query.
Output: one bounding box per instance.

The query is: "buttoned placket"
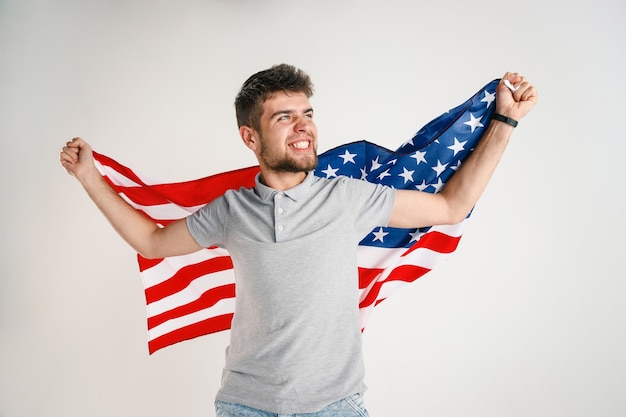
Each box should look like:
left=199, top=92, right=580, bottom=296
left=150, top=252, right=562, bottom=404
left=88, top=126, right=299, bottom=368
left=274, top=192, right=285, bottom=241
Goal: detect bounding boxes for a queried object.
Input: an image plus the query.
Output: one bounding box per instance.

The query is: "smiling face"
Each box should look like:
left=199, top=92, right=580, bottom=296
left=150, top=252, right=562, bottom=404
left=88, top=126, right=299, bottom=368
left=241, top=90, right=318, bottom=180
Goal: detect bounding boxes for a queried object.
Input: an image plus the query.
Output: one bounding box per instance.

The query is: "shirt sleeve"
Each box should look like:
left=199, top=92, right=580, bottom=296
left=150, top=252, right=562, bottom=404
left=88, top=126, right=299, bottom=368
left=185, top=196, right=227, bottom=248
left=341, top=177, right=396, bottom=236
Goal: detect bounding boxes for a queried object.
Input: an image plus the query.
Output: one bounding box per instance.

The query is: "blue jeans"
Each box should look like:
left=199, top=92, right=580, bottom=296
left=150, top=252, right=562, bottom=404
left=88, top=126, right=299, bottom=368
left=215, top=393, right=370, bottom=417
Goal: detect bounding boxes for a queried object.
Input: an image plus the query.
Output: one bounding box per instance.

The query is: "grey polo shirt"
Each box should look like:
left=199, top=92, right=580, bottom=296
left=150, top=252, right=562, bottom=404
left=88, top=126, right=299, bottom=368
left=186, top=171, right=395, bottom=414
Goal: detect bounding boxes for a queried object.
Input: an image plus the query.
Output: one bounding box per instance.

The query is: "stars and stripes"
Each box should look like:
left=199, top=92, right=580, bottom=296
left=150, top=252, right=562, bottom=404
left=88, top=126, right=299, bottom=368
left=93, top=79, right=499, bottom=354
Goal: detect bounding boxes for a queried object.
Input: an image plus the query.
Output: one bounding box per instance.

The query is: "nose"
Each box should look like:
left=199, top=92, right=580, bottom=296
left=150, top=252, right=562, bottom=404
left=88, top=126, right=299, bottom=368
left=294, top=116, right=313, bottom=132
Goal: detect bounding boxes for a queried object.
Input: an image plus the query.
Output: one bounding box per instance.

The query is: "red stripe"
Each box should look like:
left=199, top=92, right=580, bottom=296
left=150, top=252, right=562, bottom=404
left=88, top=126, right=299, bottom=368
left=137, top=255, right=163, bottom=272
left=148, top=313, right=234, bottom=354
left=93, top=152, right=147, bottom=185
left=110, top=186, right=173, bottom=206
left=358, top=267, right=384, bottom=290
left=403, top=231, right=461, bottom=256
left=141, top=168, right=259, bottom=207
left=147, top=283, right=236, bottom=329
left=359, top=264, right=431, bottom=309
left=144, top=256, right=234, bottom=303
left=95, top=150, right=260, bottom=207
left=385, top=263, right=431, bottom=284
left=108, top=170, right=259, bottom=207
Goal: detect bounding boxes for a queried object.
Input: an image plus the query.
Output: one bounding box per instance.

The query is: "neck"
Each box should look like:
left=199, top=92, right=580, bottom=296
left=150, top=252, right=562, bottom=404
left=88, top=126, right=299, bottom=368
left=259, top=169, right=308, bottom=191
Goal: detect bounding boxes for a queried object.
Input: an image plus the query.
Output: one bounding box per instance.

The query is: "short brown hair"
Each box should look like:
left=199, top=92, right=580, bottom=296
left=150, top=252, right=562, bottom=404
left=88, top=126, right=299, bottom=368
left=235, top=64, right=314, bottom=130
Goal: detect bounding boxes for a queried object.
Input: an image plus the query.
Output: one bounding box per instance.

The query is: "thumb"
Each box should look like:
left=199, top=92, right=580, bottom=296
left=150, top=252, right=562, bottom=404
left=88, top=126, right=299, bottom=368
left=68, top=137, right=94, bottom=162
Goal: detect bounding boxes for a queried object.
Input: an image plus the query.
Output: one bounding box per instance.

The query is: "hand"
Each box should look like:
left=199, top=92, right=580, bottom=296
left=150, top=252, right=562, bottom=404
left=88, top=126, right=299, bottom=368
left=60, top=137, right=97, bottom=181
left=495, top=72, right=538, bottom=122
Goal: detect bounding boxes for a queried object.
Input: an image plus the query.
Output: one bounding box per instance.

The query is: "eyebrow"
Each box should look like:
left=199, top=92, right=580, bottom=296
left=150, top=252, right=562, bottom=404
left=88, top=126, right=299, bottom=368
left=270, top=108, right=314, bottom=120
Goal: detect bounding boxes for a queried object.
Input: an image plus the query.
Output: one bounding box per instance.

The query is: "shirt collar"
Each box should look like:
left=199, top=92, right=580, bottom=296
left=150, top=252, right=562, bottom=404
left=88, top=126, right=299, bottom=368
left=255, top=171, right=315, bottom=202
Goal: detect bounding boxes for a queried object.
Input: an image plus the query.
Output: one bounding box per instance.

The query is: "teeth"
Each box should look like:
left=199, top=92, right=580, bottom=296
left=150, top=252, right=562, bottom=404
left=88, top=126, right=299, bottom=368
left=291, top=141, right=309, bottom=149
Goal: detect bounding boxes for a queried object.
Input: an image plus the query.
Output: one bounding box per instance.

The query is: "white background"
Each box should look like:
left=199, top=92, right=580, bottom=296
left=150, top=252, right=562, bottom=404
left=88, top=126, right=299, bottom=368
left=1, top=1, right=625, bottom=416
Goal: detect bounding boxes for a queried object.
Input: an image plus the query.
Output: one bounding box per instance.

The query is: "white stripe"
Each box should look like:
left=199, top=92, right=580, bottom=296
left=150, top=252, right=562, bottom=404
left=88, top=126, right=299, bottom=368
left=96, top=162, right=206, bottom=218
left=357, top=246, right=409, bottom=269
left=141, top=247, right=232, bottom=288
left=148, top=297, right=236, bottom=340
left=119, top=193, right=204, bottom=219
left=355, top=221, right=465, bottom=269
left=146, top=268, right=237, bottom=317
left=430, top=222, right=465, bottom=237
left=372, top=278, right=414, bottom=302
left=396, top=246, right=456, bottom=270
left=357, top=244, right=455, bottom=270
left=95, top=160, right=164, bottom=186
left=95, top=160, right=142, bottom=187
left=374, top=246, right=456, bottom=286
left=359, top=304, right=374, bottom=328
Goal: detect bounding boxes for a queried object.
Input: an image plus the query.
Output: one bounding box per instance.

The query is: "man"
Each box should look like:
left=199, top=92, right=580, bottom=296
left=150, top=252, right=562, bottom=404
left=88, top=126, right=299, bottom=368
left=60, top=64, right=537, bottom=416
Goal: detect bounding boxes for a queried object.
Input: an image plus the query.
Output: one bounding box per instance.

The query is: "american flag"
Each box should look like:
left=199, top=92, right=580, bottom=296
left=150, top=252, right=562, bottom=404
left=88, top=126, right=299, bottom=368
left=93, top=79, right=499, bottom=354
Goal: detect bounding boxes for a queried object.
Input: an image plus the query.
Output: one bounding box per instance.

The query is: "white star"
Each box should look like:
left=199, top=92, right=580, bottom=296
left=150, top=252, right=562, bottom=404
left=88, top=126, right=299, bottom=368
left=411, top=150, right=427, bottom=165
left=481, top=90, right=496, bottom=108
left=370, top=156, right=382, bottom=172
left=415, top=179, right=428, bottom=191
left=432, top=160, right=448, bottom=177
left=321, top=164, right=339, bottom=178
left=360, top=167, right=367, bottom=180
left=464, top=113, right=484, bottom=133
left=387, top=159, right=397, bottom=165
left=372, top=227, right=389, bottom=243
left=430, top=178, right=445, bottom=192
left=409, top=229, right=425, bottom=242
left=451, top=160, right=462, bottom=171
left=377, top=169, right=391, bottom=181
left=447, top=137, right=467, bottom=156
left=398, top=167, right=414, bottom=184
left=339, top=149, right=357, bottom=164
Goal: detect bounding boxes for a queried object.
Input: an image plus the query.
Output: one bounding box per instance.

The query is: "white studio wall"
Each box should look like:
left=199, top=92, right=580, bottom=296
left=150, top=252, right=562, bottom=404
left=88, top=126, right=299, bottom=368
left=1, top=1, right=625, bottom=416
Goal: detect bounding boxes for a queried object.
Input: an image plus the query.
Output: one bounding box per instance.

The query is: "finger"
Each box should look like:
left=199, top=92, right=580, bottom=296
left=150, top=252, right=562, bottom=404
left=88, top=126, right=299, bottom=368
left=514, top=81, right=537, bottom=103
left=499, top=73, right=523, bottom=99
left=503, top=76, right=530, bottom=102
left=502, top=72, right=526, bottom=93
left=510, top=80, right=526, bottom=101
left=62, top=144, right=79, bottom=156
left=61, top=144, right=80, bottom=162
left=520, top=84, right=538, bottom=103
left=67, top=137, right=83, bottom=148
left=60, top=153, right=74, bottom=169
left=512, top=77, right=526, bottom=94
left=507, top=72, right=523, bottom=85
left=60, top=149, right=77, bottom=164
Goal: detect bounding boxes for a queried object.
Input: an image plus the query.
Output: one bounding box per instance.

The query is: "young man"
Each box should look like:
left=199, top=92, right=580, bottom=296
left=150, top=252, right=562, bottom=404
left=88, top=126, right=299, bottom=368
left=60, top=64, right=537, bottom=416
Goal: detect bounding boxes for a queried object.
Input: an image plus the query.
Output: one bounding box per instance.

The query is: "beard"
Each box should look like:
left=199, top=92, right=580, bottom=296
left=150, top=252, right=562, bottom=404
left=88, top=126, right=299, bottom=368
left=258, top=139, right=318, bottom=173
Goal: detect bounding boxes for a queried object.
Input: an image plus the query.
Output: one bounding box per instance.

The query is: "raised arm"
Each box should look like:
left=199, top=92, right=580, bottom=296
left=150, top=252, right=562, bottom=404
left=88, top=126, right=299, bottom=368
left=388, top=72, right=538, bottom=229
left=60, top=137, right=203, bottom=258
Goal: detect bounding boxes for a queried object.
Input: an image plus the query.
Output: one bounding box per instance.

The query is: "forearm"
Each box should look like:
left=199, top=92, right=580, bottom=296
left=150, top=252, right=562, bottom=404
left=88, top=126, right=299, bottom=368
left=78, top=168, right=161, bottom=256
left=439, top=119, right=514, bottom=222
left=62, top=137, right=202, bottom=258
left=386, top=72, right=537, bottom=229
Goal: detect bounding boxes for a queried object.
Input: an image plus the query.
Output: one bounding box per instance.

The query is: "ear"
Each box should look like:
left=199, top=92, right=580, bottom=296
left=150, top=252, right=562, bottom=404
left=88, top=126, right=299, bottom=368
left=239, top=126, right=259, bottom=151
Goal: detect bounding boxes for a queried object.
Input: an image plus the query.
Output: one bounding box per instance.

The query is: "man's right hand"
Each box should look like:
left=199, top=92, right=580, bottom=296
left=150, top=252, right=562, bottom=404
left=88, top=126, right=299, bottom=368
left=60, top=137, right=98, bottom=182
